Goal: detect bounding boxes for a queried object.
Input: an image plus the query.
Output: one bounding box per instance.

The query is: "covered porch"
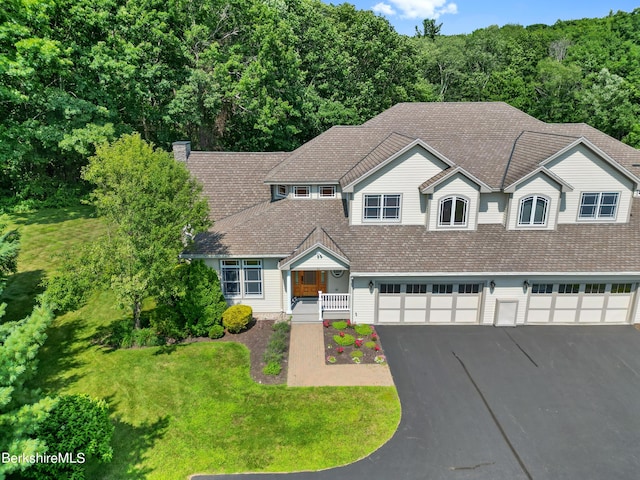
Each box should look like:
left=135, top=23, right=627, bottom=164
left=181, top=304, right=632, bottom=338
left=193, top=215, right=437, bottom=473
left=278, top=227, right=351, bottom=322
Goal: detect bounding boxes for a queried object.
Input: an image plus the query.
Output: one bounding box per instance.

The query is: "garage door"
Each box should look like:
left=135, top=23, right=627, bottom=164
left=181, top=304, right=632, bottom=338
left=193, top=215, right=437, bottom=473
left=527, top=282, right=636, bottom=324
left=377, top=283, right=482, bottom=324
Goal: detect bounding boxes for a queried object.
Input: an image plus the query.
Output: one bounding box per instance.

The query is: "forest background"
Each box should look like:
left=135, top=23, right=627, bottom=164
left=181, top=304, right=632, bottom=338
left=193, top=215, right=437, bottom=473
left=2, top=0, right=640, bottom=209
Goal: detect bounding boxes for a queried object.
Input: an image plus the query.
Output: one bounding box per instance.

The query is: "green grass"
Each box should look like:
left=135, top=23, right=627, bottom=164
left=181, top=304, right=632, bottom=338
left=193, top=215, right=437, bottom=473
left=2, top=207, right=401, bottom=479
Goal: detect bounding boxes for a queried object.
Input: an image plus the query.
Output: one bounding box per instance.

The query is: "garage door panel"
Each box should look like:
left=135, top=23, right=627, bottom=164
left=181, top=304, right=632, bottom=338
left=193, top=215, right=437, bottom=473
left=555, top=296, right=579, bottom=309
left=608, top=295, right=631, bottom=309
left=579, top=309, right=602, bottom=323
left=455, top=310, right=478, bottom=323
left=405, top=296, right=427, bottom=309
left=527, top=309, right=552, bottom=323
left=582, top=296, right=605, bottom=309
left=428, top=310, right=453, bottom=323
left=553, top=310, right=576, bottom=323
left=529, top=297, right=552, bottom=308
left=378, top=310, right=401, bottom=323
left=404, top=309, right=427, bottom=323
left=379, top=296, right=401, bottom=309
left=456, top=296, right=479, bottom=309
left=431, top=296, right=453, bottom=309
left=605, top=309, right=628, bottom=323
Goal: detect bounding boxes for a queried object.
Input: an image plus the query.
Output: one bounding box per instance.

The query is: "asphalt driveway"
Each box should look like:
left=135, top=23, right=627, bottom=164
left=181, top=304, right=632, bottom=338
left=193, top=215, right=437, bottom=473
left=194, top=326, right=640, bottom=480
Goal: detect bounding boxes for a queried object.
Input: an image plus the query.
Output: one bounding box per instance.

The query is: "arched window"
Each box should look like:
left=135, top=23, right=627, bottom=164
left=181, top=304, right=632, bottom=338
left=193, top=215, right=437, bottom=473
left=518, top=195, right=549, bottom=226
left=438, top=196, right=468, bottom=227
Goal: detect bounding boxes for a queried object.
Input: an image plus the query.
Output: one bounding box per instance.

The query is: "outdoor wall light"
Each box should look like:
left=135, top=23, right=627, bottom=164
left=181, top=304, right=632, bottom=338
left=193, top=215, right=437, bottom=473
left=489, top=280, right=496, bottom=291
left=368, top=280, right=374, bottom=291
left=523, top=280, right=530, bottom=291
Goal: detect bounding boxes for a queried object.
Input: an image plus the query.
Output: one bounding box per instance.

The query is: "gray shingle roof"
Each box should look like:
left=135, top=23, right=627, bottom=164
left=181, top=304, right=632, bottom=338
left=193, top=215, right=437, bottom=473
left=187, top=197, right=640, bottom=273
left=278, top=226, right=349, bottom=268
left=184, top=102, right=640, bottom=275
left=185, top=151, right=287, bottom=220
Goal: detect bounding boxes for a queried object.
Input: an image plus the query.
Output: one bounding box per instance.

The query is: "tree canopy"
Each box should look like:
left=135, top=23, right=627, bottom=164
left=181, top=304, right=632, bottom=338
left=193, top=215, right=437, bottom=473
left=2, top=2, right=640, bottom=207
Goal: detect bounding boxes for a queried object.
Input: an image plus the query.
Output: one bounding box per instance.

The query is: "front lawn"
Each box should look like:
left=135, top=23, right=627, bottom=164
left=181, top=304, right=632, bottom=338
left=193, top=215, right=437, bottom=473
left=2, top=207, right=401, bottom=479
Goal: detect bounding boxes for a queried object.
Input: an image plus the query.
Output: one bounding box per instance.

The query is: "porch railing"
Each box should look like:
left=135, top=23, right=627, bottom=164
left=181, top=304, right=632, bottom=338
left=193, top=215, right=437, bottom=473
left=318, top=291, right=350, bottom=321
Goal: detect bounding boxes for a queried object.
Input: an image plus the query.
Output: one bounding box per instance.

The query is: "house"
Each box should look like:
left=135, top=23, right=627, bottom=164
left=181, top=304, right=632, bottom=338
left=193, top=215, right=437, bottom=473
left=176, top=102, right=640, bottom=326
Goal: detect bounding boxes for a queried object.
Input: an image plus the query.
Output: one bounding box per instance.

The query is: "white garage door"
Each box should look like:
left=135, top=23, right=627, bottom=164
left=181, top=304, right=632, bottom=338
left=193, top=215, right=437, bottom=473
left=377, top=283, right=482, bottom=324
left=526, top=282, right=635, bottom=324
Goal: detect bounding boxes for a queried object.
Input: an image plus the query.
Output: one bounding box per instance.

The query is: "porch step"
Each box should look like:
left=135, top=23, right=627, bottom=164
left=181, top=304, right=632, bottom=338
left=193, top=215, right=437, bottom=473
left=291, top=313, right=320, bottom=323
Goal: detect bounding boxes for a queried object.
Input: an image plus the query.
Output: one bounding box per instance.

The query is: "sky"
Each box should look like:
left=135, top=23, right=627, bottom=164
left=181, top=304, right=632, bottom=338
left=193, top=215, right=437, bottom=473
left=321, top=1, right=640, bottom=35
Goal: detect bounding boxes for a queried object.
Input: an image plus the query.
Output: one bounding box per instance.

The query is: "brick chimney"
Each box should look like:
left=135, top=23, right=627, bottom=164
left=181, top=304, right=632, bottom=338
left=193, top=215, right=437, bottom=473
left=172, top=141, right=191, bottom=163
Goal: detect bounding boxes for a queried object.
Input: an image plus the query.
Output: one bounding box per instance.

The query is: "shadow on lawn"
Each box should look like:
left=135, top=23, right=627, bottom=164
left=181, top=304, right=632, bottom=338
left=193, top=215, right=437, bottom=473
left=10, top=205, right=96, bottom=226
left=0, top=269, right=46, bottom=322
left=87, top=413, right=170, bottom=479
left=36, top=316, right=88, bottom=391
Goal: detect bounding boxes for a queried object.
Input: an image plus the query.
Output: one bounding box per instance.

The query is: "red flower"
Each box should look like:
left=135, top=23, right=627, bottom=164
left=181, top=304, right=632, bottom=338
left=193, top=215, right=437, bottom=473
left=355, top=339, right=363, bottom=348
left=323, top=320, right=330, bottom=328
left=374, top=345, right=381, bottom=351
left=339, top=331, right=345, bottom=337
left=337, top=347, right=344, bottom=354
left=371, top=334, right=378, bottom=341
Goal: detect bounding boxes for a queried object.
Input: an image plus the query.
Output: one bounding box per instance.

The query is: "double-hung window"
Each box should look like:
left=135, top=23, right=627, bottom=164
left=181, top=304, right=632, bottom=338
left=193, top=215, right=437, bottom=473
left=363, top=194, right=401, bottom=221
left=220, top=260, right=263, bottom=297
left=293, top=186, right=311, bottom=198
left=518, top=195, right=549, bottom=226
left=579, top=192, right=619, bottom=220
left=439, top=196, right=468, bottom=227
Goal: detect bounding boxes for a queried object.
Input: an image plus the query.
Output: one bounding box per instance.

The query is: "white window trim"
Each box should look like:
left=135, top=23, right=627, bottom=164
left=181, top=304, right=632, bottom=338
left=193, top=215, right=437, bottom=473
left=220, top=259, right=263, bottom=298
left=293, top=186, right=311, bottom=198
left=578, top=191, right=620, bottom=221
left=437, top=195, right=469, bottom=228
left=319, top=185, right=337, bottom=198
left=362, top=194, right=402, bottom=222
left=517, top=194, right=550, bottom=227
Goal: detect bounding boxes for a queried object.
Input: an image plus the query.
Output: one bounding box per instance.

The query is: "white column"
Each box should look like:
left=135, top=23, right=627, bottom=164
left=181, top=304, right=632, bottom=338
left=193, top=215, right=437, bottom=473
left=285, top=270, right=292, bottom=314
left=318, top=291, right=323, bottom=322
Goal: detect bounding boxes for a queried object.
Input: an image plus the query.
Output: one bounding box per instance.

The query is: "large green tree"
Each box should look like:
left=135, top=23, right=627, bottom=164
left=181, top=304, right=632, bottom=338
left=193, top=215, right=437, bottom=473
left=48, top=134, right=210, bottom=329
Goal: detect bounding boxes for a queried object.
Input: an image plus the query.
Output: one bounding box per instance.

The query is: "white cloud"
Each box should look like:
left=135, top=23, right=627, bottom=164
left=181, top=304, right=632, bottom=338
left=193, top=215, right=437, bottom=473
left=374, top=0, right=458, bottom=19
left=372, top=2, right=397, bottom=16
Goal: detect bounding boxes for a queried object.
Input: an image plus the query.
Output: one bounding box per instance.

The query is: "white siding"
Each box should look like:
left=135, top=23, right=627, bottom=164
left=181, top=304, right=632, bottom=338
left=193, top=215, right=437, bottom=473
left=289, top=248, right=348, bottom=271
left=507, top=173, right=561, bottom=230
left=327, top=270, right=349, bottom=293
left=546, top=145, right=634, bottom=224
left=428, top=174, right=480, bottom=231
left=205, top=258, right=283, bottom=314
left=478, top=193, right=507, bottom=225
left=482, top=278, right=529, bottom=325
left=351, top=277, right=376, bottom=324
left=352, top=145, right=447, bottom=225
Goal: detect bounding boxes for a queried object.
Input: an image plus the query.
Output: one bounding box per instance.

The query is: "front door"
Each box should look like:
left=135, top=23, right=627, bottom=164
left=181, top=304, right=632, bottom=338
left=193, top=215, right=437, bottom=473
left=293, top=271, right=327, bottom=297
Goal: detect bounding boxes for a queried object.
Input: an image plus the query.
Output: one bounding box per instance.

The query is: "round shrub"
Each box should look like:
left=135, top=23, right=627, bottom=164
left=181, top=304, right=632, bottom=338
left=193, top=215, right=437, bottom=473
left=327, top=356, right=337, bottom=364
left=354, top=324, right=373, bottom=336
left=263, top=361, right=282, bottom=376
left=222, top=304, right=253, bottom=333
left=333, top=333, right=355, bottom=346
left=208, top=324, right=225, bottom=339
left=350, top=350, right=363, bottom=359
left=331, top=320, right=348, bottom=330
left=365, top=341, right=377, bottom=349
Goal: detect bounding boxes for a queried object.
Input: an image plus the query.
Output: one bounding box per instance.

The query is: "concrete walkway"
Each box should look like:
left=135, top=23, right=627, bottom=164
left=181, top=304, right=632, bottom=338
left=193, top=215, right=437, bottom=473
left=286, top=323, right=394, bottom=387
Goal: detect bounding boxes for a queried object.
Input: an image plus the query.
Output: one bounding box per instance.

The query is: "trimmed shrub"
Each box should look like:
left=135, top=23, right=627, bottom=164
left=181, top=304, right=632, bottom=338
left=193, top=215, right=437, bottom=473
left=174, top=260, right=227, bottom=336
left=350, top=350, right=363, bottom=358
left=263, top=361, right=282, bottom=376
left=333, top=333, right=355, bottom=346
left=222, top=305, right=253, bottom=333
left=208, top=324, right=225, bottom=339
left=331, top=320, right=348, bottom=330
left=365, top=341, right=377, bottom=349
left=354, top=324, right=373, bottom=336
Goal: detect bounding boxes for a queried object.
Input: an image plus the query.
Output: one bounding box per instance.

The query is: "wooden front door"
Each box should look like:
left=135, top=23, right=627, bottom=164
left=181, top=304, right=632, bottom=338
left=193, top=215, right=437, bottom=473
left=293, top=271, right=327, bottom=297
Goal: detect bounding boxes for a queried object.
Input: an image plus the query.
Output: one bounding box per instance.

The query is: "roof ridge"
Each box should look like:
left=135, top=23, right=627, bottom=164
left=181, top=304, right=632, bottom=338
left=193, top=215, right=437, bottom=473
left=338, top=131, right=416, bottom=184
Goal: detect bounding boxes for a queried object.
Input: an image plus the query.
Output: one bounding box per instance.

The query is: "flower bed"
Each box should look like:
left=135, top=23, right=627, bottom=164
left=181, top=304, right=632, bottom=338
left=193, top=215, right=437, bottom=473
left=323, top=320, right=387, bottom=365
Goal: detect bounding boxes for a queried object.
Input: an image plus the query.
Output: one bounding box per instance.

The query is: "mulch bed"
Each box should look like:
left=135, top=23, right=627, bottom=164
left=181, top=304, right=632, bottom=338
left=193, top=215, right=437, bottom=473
left=205, top=319, right=289, bottom=385
left=322, top=320, right=387, bottom=365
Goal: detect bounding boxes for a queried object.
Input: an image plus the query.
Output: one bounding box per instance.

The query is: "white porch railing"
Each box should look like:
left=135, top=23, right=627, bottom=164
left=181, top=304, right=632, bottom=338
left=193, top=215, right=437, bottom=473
left=318, top=291, right=350, bottom=321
